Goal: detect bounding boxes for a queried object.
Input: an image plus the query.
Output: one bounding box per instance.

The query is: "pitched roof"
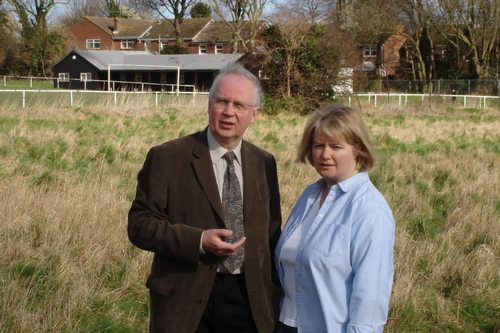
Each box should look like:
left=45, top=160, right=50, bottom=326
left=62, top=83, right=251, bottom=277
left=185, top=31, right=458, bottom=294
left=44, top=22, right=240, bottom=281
left=193, top=20, right=268, bottom=44
left=83, top=16, right=213, bottom=39
left=85, top=16, right=151, bottom=37
left=146, top=17, right=212, bottom=40
left=71, top=50, right=244, bottom=71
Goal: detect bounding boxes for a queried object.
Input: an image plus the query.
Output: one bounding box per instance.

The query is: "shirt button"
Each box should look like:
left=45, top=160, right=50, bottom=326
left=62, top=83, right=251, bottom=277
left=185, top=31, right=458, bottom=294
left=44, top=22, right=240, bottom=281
left=209, top=265, right=217, bottom=271
left=309, top=231, right=312, bottom=235
left=296, top=288, right=300, bottom=292
left=299, top=309, right=302, bottom=312
left=299, top=248, right=302, bottom=251
left=199, top=298, right=207, bottom=304
left=319, top=214, right=324, bottom=218
left=328, top=196, right=333, bottom=200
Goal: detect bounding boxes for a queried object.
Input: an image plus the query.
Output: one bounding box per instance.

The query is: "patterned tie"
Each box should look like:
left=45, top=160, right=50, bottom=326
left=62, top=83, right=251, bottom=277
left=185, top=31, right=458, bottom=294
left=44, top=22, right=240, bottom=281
left=221, top=151, right=245, bottom=272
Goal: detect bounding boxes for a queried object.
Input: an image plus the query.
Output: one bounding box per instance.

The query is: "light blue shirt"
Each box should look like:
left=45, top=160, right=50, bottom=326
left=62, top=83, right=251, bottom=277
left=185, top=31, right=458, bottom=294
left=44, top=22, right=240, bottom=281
left=275, top=172, right=395, bottom=333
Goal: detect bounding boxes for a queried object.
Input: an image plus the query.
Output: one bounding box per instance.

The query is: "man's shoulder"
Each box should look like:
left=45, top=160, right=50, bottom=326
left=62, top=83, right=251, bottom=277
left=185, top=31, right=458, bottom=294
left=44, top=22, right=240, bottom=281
left=151, top=130, right=206, bottom=153
left=242, top=140, right=275, bottom=160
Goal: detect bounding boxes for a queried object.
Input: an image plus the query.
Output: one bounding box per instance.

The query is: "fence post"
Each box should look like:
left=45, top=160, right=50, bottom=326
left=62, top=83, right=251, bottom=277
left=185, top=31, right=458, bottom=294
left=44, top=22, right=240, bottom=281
left=3, top=76, right=6, bottom=86
left=156, top=92, right=158, bottom=107
left=71, top=91, right=73, bottom=106
left=30, top=78, right=33, bottom=88
left=114, top=91, right=117, bottom=105
left=23, top=90, right=26, bottom=108
left=438, top=80, right=441, bottom=95
left=468, top=80, right=471, bottom=95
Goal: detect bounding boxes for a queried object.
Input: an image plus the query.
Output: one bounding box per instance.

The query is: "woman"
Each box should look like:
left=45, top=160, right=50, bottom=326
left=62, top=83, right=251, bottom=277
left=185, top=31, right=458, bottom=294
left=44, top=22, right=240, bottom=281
left=275, top=105, right=395, bottom=333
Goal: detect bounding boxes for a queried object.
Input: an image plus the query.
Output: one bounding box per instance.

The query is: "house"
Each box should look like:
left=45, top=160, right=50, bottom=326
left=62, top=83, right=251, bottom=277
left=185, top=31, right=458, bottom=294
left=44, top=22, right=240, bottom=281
left=191, top=21, right=269, bottom=54
left=353, top=32, right=408, bottom=79
left=68, top=16, right=267, bottom=55
left=52, top=49, right=244, bottom=92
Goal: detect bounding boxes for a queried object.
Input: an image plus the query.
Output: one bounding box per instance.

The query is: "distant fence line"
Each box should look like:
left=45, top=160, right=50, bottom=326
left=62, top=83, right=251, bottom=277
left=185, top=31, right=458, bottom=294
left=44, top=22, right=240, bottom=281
left=0, top=89, right=208, bottom=108
left=1, top=75, right=197, bottom=93
left=3, top=75, right=500, bottom=97
left=2, top=89, right=498, bottom=109
left=342, top=93, right=499, bottom=109
left=365, top=79, right=500, bottom=96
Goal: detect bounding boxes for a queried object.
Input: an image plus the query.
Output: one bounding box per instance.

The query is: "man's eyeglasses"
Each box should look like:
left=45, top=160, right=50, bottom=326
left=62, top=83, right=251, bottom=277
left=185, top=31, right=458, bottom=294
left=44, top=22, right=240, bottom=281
left=212, top=98, right=257, bottom=113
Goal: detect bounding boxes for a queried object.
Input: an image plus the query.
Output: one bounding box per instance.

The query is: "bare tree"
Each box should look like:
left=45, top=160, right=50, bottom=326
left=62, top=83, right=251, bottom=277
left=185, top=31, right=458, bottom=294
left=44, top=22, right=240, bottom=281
left=6, top=0, right=69, bottom=29
left=141, top=0, right=197, bottom=45
left=390, top=0, right=436, bottom=82
left=244, top=0, right=269, bottom=48
left=211, top=0, right=249, bottom=52
left=59, top=0, right=107, bottom=26
left=435, top=0, right=500, bottom=79
left=285, top=0, right=329, bottom=23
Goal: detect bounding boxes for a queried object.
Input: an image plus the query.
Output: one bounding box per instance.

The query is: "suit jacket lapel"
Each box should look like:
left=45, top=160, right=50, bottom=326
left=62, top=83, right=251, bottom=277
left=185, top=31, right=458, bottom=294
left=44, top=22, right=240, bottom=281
left=192, top=129, right=225, bottom=224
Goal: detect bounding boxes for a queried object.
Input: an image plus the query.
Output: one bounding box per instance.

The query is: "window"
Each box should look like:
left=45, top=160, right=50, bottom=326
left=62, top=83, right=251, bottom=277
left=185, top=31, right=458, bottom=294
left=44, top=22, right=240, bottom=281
left=121, top=40, right=133, bottom=49
left=80, top=73, right=91, bottom=81
left=86, top=39, right=101, bottom=49
left=215, top=43, right=223, bottom=54
left=199, top=44, right=207, bottom=54
left=58, top=73, right=70, bottom=82
left=363, top=45, right=377, bottom=57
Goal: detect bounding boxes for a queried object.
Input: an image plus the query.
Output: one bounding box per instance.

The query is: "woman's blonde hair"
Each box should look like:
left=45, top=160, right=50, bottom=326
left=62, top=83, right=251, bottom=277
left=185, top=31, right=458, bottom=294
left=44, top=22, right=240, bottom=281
left=297, top=105, right=376, bottom=172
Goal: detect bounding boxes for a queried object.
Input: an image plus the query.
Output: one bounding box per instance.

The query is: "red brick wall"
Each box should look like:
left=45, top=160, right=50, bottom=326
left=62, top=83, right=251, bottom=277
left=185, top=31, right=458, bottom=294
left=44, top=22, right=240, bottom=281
left=69, top=18, right=115, bottom=50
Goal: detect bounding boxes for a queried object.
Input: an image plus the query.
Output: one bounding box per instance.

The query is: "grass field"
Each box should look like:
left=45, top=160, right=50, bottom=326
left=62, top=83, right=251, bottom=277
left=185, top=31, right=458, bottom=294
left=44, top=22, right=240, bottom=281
left=1, top=97, right=499, bottom=332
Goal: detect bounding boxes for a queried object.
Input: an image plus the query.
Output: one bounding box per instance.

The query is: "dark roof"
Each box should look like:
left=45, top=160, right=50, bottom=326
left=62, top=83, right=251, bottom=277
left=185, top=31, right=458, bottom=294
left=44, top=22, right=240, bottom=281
left=65, top=50, right=244, bottom=71
left=193, top=20, right=268, bottom=44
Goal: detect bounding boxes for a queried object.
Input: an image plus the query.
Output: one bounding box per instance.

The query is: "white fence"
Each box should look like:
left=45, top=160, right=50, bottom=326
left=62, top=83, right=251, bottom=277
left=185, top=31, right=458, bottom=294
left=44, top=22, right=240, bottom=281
left=0, top=89, right=209, bottom=108
left=341, top=93, right=499, bottom=108
left=1, top=75, right=197, bottom=94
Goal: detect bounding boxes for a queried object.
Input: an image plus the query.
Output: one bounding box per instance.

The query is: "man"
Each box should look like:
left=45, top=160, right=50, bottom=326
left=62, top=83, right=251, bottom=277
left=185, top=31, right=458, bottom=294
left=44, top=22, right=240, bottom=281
left=128, top=62, right=282, bottom=333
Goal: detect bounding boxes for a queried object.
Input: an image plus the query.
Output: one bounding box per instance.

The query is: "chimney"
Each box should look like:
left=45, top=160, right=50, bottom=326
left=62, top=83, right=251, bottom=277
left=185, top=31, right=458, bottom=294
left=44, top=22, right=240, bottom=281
left=114, top=17, right=120, bottom=32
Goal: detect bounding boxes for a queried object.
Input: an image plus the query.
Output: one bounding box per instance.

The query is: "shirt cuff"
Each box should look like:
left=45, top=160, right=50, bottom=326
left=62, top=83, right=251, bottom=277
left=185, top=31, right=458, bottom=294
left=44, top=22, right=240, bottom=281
left=199, top=231, right=206, bottom=254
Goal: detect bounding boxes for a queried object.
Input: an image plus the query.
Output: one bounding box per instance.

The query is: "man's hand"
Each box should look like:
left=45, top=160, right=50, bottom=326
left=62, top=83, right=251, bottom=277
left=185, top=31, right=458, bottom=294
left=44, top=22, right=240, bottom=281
left=202, top=229, right=245, bottom=256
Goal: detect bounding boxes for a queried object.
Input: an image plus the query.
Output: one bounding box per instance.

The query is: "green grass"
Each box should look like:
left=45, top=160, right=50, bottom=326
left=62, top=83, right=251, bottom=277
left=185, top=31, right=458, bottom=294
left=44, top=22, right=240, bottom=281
left=1, top=100, right=499, bottom=332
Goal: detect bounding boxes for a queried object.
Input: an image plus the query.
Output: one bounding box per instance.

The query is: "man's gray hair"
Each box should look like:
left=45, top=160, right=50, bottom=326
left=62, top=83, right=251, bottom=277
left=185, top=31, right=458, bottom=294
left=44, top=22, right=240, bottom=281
left=208, top=62, right=264, bottom=108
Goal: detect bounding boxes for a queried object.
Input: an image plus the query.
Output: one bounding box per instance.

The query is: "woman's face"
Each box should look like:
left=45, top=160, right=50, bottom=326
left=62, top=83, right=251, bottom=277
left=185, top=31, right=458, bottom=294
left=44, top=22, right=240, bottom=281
left=312, top=131, right=359, bottom=187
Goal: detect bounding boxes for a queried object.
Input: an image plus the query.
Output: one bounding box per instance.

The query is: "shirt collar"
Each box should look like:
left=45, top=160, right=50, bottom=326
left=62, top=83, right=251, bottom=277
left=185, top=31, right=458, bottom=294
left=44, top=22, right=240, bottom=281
left=314, top=171, right=369, bottom=193
left=207, top=128, right=242, bottom=165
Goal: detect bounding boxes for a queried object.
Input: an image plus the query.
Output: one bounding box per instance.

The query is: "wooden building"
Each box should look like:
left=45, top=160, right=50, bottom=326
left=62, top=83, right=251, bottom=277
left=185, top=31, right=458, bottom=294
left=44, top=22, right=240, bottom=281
left=52, top=50, right=244, bottom=92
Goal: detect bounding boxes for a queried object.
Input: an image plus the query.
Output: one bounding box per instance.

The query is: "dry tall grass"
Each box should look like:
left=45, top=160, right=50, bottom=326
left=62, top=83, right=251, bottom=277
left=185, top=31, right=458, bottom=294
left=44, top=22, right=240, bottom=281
left=1, top=97, right=499, bottom=332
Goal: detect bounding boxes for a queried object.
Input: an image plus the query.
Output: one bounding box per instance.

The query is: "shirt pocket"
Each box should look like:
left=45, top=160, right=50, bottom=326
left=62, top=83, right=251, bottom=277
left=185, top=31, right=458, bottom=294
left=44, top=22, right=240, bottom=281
left=312, top=223, right=349, bottom=257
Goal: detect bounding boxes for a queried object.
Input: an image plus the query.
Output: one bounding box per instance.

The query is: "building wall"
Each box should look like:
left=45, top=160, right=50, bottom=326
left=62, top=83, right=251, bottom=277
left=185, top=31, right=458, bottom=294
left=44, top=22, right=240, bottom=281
left=53, top=52, right=101, bottom=89
left=69, top=18, right=115, bottom=50
left=383, top=34, right=407, bottom=76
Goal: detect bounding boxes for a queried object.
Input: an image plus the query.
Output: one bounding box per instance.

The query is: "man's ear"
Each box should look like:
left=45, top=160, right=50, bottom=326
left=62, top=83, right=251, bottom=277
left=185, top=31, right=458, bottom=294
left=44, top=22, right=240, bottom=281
left=250, top=107, right=260, bottom=124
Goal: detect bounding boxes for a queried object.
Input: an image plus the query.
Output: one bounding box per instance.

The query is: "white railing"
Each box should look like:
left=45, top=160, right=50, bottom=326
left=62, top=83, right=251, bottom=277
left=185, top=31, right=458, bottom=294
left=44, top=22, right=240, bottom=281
left=1, top=75, right=197, bottom=94
left=341, top=93, right=499, bottom=108
left=0, top=89, right=208, bottom=108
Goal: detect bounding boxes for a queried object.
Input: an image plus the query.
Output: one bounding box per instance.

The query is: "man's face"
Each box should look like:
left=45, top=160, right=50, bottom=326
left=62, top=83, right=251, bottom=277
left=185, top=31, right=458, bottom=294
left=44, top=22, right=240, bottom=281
left=208, top=74, right=260, bottom=150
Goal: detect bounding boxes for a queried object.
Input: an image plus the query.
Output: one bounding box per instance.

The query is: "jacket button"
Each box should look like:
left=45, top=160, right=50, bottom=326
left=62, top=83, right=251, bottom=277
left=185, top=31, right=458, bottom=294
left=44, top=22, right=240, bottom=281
left=210, top=265, right=217, bottom=271
left=199, top=298, right=207, bottom=304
